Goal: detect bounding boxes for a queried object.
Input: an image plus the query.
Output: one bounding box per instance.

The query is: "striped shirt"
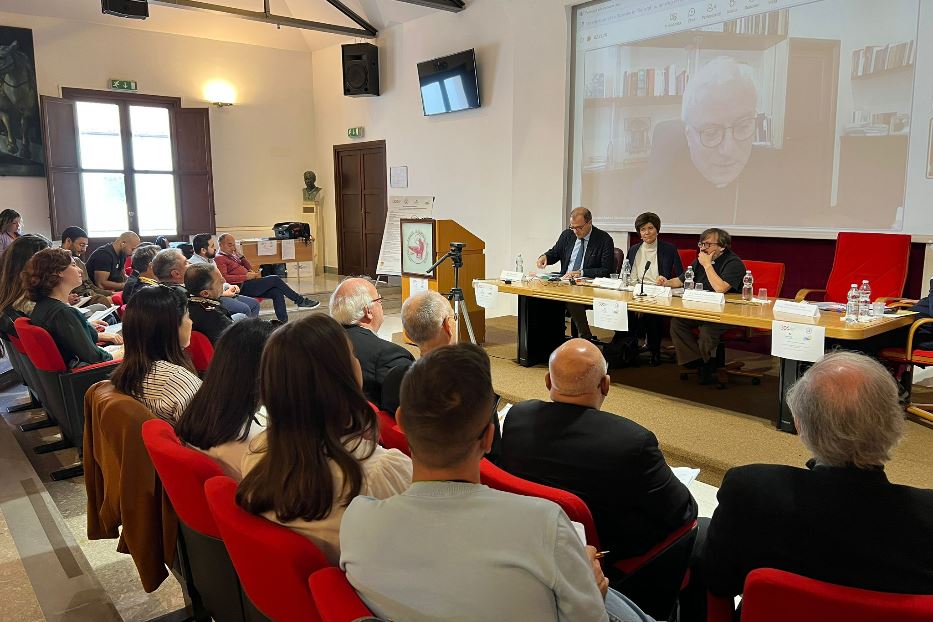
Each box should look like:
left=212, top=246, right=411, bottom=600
left=137, top=360, right=202, bottom=424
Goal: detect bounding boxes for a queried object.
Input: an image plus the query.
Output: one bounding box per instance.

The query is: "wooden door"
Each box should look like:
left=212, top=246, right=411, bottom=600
left=334, top=140, right=387, bottom=277
left=782, top=38, right=839, bottom=214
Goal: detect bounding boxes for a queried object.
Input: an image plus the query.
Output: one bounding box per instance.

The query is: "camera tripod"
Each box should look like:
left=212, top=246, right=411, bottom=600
left=427, top=242, right=476, bottom=345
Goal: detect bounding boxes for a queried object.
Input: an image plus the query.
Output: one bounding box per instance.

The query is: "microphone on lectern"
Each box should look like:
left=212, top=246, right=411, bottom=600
left=636, top=260, right=652, bottom=297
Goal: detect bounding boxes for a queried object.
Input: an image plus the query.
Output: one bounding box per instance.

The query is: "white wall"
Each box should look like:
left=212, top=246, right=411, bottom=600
left=0, top=11, right=315, bottom=240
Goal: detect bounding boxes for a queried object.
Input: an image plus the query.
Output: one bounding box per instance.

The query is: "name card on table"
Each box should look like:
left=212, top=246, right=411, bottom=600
left=773, top=299, right=820, bottom=318
left=632, top=284, right=673, bottom=298
left=593, top=277, right=624, bottom=291
left=499, top=270, right=523, bottom=282
left=681, top=289, right=725, bottom=305
left=473, top=282, right=499, bottom=309
left=771, top=321, right=826, bottom=362
left=592, top=298, right=629, bottom=331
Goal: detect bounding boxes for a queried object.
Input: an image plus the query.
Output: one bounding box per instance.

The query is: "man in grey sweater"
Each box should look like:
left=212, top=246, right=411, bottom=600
left=339, top=344, right=654, bottom=622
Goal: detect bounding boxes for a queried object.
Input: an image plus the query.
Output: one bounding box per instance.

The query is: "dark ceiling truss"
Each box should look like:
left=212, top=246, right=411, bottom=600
left=144, top=0, right=465, bottom=36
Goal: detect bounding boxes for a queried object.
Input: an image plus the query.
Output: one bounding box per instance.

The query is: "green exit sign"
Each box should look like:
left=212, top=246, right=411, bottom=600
left=348, top=126, right=364, bottom=138
left=109, top=79, right=138, bottom=92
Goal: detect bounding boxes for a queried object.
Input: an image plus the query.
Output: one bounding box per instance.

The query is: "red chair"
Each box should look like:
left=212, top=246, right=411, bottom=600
left=879, top=317, right=933, bottom=424
left=796, top=232, right=911, bottom=303
left=478, top=458, right=600, bottom=548
left=124, top=255, right=133, bottom=276
left=708, top=567, right=933, bottom=622
left=308, top=567, right=376, bottom=622
left=186, top=330, right=214, bottom=374
left=204, top=475, right=330, bottom=622
left=14, top=317, right=119, bottom=479
left=678, top=248, right=697, bottom=272
left=377, top=410, right=410, bottom=455
left=111, top=291, right=126, bottom=319
left=142, top=420, right=247, bottom=622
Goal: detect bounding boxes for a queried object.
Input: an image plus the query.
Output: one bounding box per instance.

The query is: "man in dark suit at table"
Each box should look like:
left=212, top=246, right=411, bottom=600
left=500, top=337, right=698, bottom=616
left=329, top=277, right=414, bottom=408
left=704, top=351, right=933, bottom=613
left=536, top=207, right=616, bottom=341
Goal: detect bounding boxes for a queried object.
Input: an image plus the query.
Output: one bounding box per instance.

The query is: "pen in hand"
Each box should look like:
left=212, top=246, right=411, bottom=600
left=594, top=550, right=610, bottom=560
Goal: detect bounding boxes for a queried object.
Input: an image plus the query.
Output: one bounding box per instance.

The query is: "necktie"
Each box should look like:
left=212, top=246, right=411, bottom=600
left=571, top=239, right=586, bottom=271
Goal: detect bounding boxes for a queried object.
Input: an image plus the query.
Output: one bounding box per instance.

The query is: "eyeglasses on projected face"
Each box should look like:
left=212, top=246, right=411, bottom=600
left=694, top=116, right=757, bottom=148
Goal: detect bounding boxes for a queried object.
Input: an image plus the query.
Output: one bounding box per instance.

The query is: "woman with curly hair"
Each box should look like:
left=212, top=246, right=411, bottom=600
left=25, top=248, right=122, bottom=367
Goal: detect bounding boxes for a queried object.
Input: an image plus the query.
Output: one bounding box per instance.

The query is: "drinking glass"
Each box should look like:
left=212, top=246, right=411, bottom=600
left=694, top=283, right=704, bottom=291
left=757, top=288, right=768, bottom=300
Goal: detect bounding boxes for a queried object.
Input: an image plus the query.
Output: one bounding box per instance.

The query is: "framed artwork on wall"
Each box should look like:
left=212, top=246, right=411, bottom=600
left=401, top=218, right=435, bottom=277
left=0, top=26, right=43, bottom=176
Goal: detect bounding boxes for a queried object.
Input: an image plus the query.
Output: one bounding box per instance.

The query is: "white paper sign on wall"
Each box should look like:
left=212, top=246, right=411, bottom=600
left=409, top=277, right=429, bottom=295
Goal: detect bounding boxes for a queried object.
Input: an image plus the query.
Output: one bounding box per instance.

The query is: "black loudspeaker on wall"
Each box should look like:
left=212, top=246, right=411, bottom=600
left=101, top=0, right=149, bottom=19
left=342, top=43, right=380, bottom=97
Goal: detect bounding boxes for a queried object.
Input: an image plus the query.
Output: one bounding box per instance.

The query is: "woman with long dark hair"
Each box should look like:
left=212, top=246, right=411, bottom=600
left=0, top=209, right=23, bottom=255
left=0, top=234, right=51, bottom=323
left=110, top=285, right=200, bottom=423
left=176, top=318, right=275, bottom=479
left=237, top=314, right=411, bottom=564
left=25, top=248, right=122, bottom=367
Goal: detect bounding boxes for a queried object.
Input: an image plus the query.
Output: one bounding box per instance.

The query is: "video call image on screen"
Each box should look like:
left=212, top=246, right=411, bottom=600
left=572, top=0, right=928, bottom=234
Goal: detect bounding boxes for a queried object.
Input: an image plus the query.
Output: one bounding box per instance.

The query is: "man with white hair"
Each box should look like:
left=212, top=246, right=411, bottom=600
left=704, top=351, right=933, bottom=607
left=499, top=338, right=698, bottom=618
left=635, top=56, right=760, bottom=225
left=329, top=277, right=414, bottom=407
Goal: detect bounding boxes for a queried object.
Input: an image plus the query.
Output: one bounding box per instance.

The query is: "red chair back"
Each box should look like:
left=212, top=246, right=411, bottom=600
left=141, top=419, right=224, bottom=536
left=377, top=410, right=410, bottom=455
left=824, top=232, right=910, bottom=303
left=111, top=291, right=124, bottom=306
left=204, top=475, right=329, bottom=622
left=740, top=568, right=933, bottom=622
left=14, top=317, right=67, bottom=372
left=741, top=260, right=785, bottom=299
left=479, top=459, right=600, bottom=548
left=186, top=331, right=214, bottom=373
left=308, top=567, right=376, bottom=622
left=124, top=255, right=132, bottom=276
left=678, top=248, right=696, bottom=271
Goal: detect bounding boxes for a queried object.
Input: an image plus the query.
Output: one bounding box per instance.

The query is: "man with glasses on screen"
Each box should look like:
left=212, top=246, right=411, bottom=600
left=658, top=228, right=746, bottom=385
left=635, top=56, right=759, bottom=225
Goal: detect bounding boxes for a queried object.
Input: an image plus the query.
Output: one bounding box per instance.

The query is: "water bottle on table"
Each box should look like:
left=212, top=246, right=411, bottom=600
left=684, top=265, right=695, bottom=290
left=858, top=280, right=872, bottom=322
left=621, top=259, right=632, bottom=286
left=515, top=254, right=524, bottom=280
left=742, top=270, right=754, bottom=301
left=845, top=283, right=859, bottom=322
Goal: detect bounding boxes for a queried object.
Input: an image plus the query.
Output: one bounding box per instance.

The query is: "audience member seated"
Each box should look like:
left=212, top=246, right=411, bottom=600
left=657, top=228, right=746, bottom=384
left=382, top=290, right=503, bottom=460
left=110, top=286, right=201, bottom=423
left=176, top=318, right=275, bottom=480
left=190, top=233, right=260, bottom=318
left=340, top=344, right=653, bottom=622
left=60, top=226, right=113, bottom=307
left=185, top=263, right=235, bottom=344
left=86, top=231, right=140, bottom=291
left=704, top=351, right=933, bottom=602
left=329, top=277, right=414, bottom=408
left=214, top=233, right=319, bottom=322
left=122, top=244, right=160, bottom=302
left=151, top=247, right=192, bottom=290
left=154, top=235, right=170, bottom=250
left=0, top=208, right=22, bottom=255
left=500, top=338, right=697, bottom=566
left=25, top=248, right=122, bottom=367
left=0, top=235, right=52, bottom=332
left=236, top=314, right=411, bottom=565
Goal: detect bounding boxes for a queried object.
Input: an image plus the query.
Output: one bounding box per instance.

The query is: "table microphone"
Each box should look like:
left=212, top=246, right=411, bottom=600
left=636, top=260, right=652, bottom=297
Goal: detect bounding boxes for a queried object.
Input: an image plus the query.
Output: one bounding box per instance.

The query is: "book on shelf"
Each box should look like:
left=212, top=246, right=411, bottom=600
left=851, top=39, right=914, bottom=77
left=722, top=9, right=788, bottom=36
left=622, top=64, right=687, bottom=98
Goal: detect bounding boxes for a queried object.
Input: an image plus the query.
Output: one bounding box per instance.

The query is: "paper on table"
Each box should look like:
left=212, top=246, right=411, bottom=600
left=281, top=239, right=296, bottom=261
left=571, top=520, right=587, bottom=545
left=257, top=240, right=277, bottom=256
left=771, top=321, right=826, bottom=363
left=592, top=298, right=629, bottom=331
left=672, top=467, right=700, bottom=487
left=71, top=296, right=92, bottom=308
left=474, top=282, right=498, bottom=309
left=410, top=277, right=429, bottom=295
left=102, top=322, right=122, bottom=335
left=88, top=306, right=119, bottom=323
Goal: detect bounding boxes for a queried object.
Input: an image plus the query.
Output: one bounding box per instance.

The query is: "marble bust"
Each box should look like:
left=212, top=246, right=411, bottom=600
left=303, top=170, right=323, bottom=202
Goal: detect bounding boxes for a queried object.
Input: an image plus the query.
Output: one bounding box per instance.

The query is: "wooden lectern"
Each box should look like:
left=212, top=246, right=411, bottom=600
left=401, top=219, right=485, bottom=344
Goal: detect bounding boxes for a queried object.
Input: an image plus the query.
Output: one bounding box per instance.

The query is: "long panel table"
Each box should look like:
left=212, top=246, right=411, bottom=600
left=494, top=280, right=915, bottom=432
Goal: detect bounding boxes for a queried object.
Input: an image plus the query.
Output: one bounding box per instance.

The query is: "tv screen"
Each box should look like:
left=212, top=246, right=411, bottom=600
left=417, top=49, right=480, bottom=116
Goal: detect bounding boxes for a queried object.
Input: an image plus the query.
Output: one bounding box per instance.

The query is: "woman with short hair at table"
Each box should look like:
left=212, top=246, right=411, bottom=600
left=110, top=286, right=201, bottom=423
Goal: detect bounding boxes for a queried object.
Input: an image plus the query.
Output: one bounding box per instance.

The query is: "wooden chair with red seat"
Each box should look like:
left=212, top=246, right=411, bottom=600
left=141, top=419, right=248, bottom=622
left=204, top=475, right=330, bottom=622
left=795, top=232, right=911, bottom=304
left=14, top=317, right=119, bottom=479
left=708, top=567, right=933, bottom=622
left=878, top=317, right=933, bottom=424
left=308, top=567, right=377, bottom=622
left=186, top=330, right=214, bottom=375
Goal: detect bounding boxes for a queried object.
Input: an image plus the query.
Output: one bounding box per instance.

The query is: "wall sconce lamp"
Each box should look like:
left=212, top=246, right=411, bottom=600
left=203, top=80, right=237, bottom=108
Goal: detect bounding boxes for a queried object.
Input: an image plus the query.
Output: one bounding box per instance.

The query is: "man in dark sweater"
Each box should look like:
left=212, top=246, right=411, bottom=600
left=184, top=263, right=234, bottom=344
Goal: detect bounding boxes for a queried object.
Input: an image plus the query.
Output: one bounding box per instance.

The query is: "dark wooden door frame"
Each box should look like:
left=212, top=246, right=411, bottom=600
left=334, top=139, right=387, bottom=277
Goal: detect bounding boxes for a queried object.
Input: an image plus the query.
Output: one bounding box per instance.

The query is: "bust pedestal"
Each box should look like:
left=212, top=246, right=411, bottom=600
left=301, top=199, right=325, bottom=276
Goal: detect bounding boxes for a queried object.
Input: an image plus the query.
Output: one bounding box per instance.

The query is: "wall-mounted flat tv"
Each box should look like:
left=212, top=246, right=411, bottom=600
left=417, top=49, right=480, bottom=116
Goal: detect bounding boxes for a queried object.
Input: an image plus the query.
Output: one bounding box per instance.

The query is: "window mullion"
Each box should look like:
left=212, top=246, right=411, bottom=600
left=119, top=102, right=139, bottom=232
